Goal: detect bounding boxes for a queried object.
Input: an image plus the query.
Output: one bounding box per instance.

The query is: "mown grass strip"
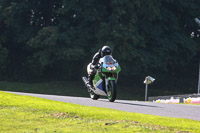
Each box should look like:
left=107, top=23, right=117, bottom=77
left=0, top=81, right=149, bottom=100
left=0, top=91, right=200, bottom=133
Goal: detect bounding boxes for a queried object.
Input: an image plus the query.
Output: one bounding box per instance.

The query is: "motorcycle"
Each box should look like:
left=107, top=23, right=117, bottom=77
left=82, top=55, right=121, bottom=102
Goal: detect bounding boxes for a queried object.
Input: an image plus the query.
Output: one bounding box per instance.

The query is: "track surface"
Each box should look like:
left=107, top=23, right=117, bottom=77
left=6, top=91, right=200, bottom=121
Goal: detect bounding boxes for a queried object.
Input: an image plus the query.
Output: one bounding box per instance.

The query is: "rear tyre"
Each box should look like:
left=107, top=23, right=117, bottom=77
left=89, top=91, right=99, bottom=100
left=107, top=80, right=117, bottom=102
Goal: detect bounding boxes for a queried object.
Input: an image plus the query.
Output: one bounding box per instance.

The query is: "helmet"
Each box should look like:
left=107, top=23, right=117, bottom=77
left=101, top=46, right=112, bottom=57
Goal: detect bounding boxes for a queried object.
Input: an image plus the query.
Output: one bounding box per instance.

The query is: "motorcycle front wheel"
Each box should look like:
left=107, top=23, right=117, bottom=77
left=107, top=80, right=117, bottom=102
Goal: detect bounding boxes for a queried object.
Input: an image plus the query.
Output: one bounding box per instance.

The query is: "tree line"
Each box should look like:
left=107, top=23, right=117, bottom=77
left=0, top=0, right=200, bottom=93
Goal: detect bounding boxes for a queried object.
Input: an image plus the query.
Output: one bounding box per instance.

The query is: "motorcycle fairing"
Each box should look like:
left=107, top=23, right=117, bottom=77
left=93, top=76, right=107, bottom=96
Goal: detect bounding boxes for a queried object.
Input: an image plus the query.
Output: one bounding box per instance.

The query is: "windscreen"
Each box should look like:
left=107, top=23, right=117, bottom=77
left=102, top=55, right=116, bottom=65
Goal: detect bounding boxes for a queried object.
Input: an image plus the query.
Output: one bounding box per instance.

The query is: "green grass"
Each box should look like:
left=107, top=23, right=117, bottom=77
left=0, top=91, right=200, bottom=133
left=0, top=81, right=144, bottom=100
left=0, top=81, right=184, bottom=101
left=0, top=81, right=89, bottom=97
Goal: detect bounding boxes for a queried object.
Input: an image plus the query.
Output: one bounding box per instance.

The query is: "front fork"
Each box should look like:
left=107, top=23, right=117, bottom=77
left=105, top=77, right=116, bottom=92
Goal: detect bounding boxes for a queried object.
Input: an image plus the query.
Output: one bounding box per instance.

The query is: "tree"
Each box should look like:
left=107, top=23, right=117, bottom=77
left=0, top=0, right=199, bottom=94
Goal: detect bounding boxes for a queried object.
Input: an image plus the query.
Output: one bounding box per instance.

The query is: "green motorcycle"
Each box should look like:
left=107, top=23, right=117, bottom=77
left=82, top=55, right=121, bottom=102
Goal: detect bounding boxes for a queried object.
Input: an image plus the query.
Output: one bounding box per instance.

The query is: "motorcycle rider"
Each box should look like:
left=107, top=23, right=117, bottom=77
left=87, top=46, right=112, bottom=87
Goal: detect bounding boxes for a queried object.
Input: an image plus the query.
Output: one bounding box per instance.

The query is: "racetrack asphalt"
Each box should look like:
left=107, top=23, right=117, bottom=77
left=4, top=91, right=200, bottom=121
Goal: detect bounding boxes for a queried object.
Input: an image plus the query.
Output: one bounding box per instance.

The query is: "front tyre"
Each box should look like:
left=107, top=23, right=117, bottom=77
left=107, top=80, right=117, bottom=102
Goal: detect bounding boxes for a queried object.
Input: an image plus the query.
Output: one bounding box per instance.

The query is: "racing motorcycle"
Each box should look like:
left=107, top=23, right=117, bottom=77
left=82, top=55, right=121, bottom=102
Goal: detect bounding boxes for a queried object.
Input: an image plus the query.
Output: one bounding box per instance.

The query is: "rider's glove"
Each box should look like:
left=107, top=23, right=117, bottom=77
left=95, top=65, right=99, bottom=69
left=90, top=64, right=99, bottom=69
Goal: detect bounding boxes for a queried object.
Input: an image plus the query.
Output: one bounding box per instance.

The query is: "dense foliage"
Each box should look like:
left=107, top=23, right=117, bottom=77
left=0, top=0, right=199, bottom=93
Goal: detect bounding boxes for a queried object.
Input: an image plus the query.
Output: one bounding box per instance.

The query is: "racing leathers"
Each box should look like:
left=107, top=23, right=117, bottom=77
left=88, top=49, right=101, bottom=87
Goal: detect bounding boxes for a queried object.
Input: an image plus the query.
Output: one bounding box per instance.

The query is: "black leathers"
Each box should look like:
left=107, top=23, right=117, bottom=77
left=88, top=49, right=102, bottom=85
left=91, top=49, right=101, bottom=68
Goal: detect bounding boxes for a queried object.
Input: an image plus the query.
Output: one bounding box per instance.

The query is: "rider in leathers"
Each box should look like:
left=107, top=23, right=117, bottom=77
left=87, top=46, right=112, bottom=87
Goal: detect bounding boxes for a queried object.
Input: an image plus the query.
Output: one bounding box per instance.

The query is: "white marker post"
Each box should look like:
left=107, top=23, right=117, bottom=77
left=198, top=61, right=200, bottom=94
left=144, top=76, right=155, bottom=101
left=195, top=18, right=200, bottom=94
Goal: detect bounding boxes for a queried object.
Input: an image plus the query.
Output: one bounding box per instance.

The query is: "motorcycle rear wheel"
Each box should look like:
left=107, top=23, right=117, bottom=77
left=88, top=88, right=99, bottom=100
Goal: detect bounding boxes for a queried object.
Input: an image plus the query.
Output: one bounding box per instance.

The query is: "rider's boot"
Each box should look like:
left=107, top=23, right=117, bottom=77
left=87, top=74, right=94, bottom=88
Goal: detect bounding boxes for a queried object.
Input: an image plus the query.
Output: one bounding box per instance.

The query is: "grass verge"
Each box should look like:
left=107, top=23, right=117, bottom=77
left=0, top=91, right=200, bottom=133
left=0, top=81, right=144, bottom=100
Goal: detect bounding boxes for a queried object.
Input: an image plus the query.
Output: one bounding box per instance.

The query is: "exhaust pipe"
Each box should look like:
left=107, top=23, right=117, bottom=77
left=82, top=77, right=89, bottom=85
left=82, top=76, right=95, bottom=93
